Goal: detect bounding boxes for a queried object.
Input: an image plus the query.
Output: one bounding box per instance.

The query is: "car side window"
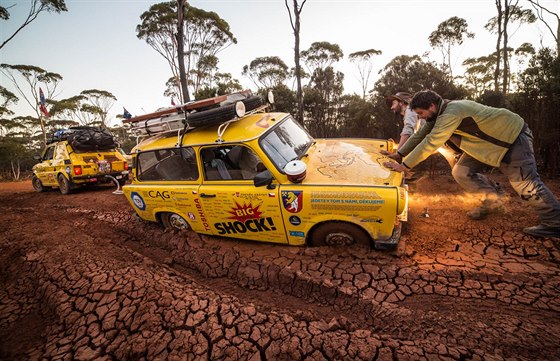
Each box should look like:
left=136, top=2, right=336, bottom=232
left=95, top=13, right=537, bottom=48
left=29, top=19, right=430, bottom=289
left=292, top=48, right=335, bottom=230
left=137, top=147, right=198, bottom=181
left=200, top=145, right=265, bottom=181
left=43, top=145, right=55, bottom=161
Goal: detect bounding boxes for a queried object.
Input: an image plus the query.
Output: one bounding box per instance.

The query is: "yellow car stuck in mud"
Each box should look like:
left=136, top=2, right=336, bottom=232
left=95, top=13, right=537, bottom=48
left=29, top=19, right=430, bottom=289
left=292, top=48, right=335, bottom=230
left=123, top=92, right=408, bottom=249
left=32, top=127, right=129, bottom=194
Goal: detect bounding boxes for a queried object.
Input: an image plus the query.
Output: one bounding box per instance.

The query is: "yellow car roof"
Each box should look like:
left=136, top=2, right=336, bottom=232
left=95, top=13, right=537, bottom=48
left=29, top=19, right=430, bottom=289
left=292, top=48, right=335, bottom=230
left=135, top=112, right=290, bottom=152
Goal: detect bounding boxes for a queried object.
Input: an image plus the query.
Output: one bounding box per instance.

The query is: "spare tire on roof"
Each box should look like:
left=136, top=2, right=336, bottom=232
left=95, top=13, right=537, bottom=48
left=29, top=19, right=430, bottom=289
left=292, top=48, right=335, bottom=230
left=186, top=95, right=263, bottom=128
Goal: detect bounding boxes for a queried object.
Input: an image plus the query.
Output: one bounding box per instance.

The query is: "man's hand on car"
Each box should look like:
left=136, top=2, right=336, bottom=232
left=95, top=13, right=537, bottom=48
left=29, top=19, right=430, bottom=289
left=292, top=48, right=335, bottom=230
left=380, top=150, right=402, bottom=162
left=383, top=161, right=407, bottom=173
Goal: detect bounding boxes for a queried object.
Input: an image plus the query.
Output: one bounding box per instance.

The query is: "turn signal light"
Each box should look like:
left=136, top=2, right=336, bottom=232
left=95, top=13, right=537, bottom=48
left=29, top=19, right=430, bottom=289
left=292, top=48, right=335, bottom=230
left=74, top=166, right=82, bottom=175
left=124, top=161, right=129, bottom=170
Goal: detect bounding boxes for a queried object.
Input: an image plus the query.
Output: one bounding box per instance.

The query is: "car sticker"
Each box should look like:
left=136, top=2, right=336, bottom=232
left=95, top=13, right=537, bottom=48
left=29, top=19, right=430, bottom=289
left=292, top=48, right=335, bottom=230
left=131, top=192, right=146, bottom=211
left=282, top=191, right=303, bottom=213
left=289, top=216, right=301, bottom=226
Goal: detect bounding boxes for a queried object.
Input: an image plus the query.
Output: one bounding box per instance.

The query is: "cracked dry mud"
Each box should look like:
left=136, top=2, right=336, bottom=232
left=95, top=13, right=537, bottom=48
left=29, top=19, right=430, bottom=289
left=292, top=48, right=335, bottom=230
left=0, top=175, right=559, bottom=361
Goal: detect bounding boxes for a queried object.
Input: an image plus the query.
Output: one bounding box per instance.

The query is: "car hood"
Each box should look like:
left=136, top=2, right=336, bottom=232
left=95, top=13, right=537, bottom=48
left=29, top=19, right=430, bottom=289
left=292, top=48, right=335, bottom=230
left=302, top=139, right=402, bottom=186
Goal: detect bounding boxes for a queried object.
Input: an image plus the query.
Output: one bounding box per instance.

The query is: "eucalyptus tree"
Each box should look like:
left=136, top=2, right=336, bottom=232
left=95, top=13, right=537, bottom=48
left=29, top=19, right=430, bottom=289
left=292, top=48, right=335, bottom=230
left=301, top=41, right=344, bottom=78
left=137, top=1, right=237, bottom=102
left=0, top=0, right=67, bottom=50
left=485, top=1, right=536, bottom=93
left=285, top=0, right=307, bottom=124
left=242, top=56, right=290, bottom=90
left=462, top=54, right=497, bottom=98
left=0, top=85, right=18, bottom=121
left=49, top=89, right=117, bottom=127
left=348, top=48, right=382, bottom=99
left=0, top=64, right=62, bottom=145
left=428, top=16, right=474, bottom=79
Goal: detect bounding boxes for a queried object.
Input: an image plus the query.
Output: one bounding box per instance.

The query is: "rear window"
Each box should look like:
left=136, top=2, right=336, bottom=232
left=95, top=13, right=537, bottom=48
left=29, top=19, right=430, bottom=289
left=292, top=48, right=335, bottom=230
left=137, top=147, right=198, bottom=181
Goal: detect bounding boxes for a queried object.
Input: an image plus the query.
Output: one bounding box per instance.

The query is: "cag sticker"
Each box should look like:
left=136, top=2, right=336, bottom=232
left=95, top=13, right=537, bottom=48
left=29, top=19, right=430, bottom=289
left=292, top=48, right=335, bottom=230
left=131, top=192, right=146, bottom=211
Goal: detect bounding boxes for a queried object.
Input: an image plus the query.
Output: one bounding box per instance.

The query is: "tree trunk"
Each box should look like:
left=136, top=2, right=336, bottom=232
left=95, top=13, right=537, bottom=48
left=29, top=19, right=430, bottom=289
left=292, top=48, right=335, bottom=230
left=502, top=0, right=510, bottom=94
left=177, top=0, right=190, bottom=103
left=293, top=0, right=304, bottom=125
left=494, top=0, right=503, bottom=92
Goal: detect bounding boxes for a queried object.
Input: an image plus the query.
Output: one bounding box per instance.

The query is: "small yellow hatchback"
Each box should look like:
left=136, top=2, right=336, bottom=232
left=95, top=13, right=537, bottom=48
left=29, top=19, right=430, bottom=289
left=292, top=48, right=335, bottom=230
left=32, top=127, right=129, bottom=194
left=123, top=92, right=408, bottom=249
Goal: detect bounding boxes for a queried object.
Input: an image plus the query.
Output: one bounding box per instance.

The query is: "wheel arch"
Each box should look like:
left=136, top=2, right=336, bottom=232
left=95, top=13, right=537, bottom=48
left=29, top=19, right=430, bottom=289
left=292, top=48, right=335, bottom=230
left=306, top=220, right=373, bottom=247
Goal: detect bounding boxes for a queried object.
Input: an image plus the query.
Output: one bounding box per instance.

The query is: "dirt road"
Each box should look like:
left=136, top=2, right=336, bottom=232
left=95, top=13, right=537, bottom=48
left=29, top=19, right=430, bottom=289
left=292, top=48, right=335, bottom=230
left=1, top=176, right=559, bottom=360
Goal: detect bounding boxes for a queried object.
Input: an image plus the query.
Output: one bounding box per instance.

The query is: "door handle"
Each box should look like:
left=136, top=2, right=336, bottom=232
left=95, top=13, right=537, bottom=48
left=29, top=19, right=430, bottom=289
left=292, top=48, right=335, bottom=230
left=200, top=193, right=216, bottom=198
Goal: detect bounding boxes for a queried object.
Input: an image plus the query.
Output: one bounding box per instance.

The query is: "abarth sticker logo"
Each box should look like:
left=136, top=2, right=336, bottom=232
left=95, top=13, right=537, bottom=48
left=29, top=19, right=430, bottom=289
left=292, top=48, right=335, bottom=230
left=282, top=191, right=303, bottom=213
left=131, top=192, right=146, bottom=211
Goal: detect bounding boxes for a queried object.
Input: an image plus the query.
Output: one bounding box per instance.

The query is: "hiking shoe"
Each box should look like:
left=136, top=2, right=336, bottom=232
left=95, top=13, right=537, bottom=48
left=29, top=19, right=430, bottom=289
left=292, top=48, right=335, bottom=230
left=523, top=225, right=560, bottom=238
left=467, top=199, right=504, bottom=220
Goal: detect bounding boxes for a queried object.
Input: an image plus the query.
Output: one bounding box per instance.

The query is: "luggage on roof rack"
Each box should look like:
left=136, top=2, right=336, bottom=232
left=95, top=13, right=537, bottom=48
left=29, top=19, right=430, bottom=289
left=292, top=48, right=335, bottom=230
left=125, top=90, right=265, bottom=137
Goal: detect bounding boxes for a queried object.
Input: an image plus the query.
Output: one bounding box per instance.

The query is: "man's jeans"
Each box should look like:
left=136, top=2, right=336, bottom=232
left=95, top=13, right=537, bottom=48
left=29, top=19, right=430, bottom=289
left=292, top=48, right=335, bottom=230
left=451, top=127, right=560, bottom=227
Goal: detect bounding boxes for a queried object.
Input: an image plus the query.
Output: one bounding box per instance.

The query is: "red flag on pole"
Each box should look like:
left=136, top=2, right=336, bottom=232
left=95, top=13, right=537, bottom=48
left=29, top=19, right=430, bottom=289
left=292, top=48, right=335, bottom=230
left=39, top=88, right=49, bottom=117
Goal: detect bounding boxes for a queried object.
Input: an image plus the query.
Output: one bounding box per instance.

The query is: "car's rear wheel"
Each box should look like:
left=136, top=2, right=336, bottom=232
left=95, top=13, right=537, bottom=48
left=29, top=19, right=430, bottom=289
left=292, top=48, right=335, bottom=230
left=310, top=222, right=371, bottom=247
left=161, top=212, right=191, bottom=231
left=57, top=174, right=72, bottom=195
left=32, top=175, right=45, bottom=192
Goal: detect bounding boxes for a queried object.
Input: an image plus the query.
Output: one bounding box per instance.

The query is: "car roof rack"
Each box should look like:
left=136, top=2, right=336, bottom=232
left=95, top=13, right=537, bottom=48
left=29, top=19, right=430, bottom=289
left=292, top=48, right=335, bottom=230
left=125, top=90, right=269, bottom=147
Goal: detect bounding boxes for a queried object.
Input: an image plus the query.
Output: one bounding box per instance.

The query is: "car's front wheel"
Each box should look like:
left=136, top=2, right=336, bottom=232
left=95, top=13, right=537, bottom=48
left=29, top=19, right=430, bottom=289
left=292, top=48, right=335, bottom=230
left=57, top=174, right=72, bottom=195
left=310, top=222, right=371, bottom=247
left=161, top=212, right=191, bottom=231
left=32, top=175, right=45, bottom=192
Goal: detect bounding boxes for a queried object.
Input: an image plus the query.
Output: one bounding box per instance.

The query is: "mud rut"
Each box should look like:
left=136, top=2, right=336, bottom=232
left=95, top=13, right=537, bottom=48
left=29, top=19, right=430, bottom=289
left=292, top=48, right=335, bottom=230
left=0, top=176, right=559, bottom=360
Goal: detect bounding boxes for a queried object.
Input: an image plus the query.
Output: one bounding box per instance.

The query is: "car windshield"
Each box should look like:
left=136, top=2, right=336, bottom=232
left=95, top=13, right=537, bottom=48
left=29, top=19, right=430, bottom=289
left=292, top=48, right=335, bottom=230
left=259, top=116, right=314, bottom=171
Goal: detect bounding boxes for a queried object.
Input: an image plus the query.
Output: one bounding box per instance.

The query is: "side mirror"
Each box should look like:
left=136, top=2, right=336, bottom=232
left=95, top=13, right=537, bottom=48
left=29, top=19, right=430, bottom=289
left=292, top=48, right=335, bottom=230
left=253, top=170, right=274, bottom=188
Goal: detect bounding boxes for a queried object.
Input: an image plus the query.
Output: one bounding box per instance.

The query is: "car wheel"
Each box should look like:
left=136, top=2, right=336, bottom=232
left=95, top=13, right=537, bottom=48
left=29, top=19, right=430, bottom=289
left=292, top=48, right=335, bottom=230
left=32, top=175, right=45, bottom=192
left=161, top=212, right=191, bottom=231
left=57, top=174, right=72, bottom=195
left=310, top=222, right=371, bottom=247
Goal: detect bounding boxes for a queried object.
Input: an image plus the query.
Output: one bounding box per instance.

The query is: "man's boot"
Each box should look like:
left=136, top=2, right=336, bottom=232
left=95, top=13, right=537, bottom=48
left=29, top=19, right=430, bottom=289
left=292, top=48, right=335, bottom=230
left=523, top=225, right=560, bottom=238
left=467, top=198, right=504, bottom=220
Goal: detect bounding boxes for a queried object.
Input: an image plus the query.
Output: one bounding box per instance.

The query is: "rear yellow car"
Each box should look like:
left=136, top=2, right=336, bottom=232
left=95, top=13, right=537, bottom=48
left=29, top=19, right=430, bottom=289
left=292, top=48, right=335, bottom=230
left=32, top=127, right=129, bottom=194
left=123, top=92, right=407, bottom=249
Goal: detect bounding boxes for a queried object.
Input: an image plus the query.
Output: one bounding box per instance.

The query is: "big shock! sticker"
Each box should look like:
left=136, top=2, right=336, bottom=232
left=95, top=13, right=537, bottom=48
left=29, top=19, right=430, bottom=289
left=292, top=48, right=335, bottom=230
left=215, top=202, right=276, bottom=235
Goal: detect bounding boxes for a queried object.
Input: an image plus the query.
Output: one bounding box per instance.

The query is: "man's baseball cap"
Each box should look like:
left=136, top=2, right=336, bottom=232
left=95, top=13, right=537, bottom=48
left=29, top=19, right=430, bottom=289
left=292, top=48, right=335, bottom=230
left=385, top=92, right=413, bottom=107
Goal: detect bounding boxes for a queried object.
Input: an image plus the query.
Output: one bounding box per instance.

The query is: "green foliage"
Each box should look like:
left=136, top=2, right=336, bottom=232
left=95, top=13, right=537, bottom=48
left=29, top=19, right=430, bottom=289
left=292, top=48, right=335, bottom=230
left=337, top=95, right=378, bottom=138
left=371, top=55, right=467, bottom=140
left=303, top=67, right=344, bottom=137
left=513, top=47, right=560, bottom=176
left=266, top=84, right=297, bottom=115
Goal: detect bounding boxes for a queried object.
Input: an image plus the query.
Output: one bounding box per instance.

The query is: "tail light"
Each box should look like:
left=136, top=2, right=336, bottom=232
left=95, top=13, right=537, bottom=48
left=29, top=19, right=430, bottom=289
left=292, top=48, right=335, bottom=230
left=74, top=166, right=83, bottom=175
left=124, top=161, right=128, bottom=170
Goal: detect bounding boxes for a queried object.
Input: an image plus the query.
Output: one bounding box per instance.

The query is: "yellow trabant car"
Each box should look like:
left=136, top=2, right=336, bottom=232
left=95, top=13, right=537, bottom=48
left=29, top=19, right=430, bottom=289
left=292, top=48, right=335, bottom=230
left=123, top=96, right=407, bottom=250
left=32, top=127, right=129, bottom=194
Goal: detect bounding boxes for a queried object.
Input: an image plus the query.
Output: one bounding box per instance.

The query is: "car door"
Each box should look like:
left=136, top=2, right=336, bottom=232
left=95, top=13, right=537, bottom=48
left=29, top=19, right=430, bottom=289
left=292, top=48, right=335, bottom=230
left=197, top=145, right=288, bottom=244
left=35, top=144, right=57, bottom=186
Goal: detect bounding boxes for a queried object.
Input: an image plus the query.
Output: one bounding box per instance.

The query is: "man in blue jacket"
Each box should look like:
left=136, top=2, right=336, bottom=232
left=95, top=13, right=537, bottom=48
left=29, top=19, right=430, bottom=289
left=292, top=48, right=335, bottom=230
left=384, top=90, right=560, bottom=239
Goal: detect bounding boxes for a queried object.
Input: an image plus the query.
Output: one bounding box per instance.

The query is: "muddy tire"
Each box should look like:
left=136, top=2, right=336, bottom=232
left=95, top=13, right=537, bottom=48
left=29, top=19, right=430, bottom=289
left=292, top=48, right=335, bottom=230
left=32, top=175, right=46, bottom=192
left=161, top=212, right=191, bottom=231
left=310, top=222, right=371, bottom=247
left=57, top=174, right=72, bottom=195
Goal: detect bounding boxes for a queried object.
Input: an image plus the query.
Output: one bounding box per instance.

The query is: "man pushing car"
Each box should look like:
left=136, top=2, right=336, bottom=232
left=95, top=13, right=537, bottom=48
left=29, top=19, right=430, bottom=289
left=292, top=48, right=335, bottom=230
left=383, top=90, right=560, bottom=239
